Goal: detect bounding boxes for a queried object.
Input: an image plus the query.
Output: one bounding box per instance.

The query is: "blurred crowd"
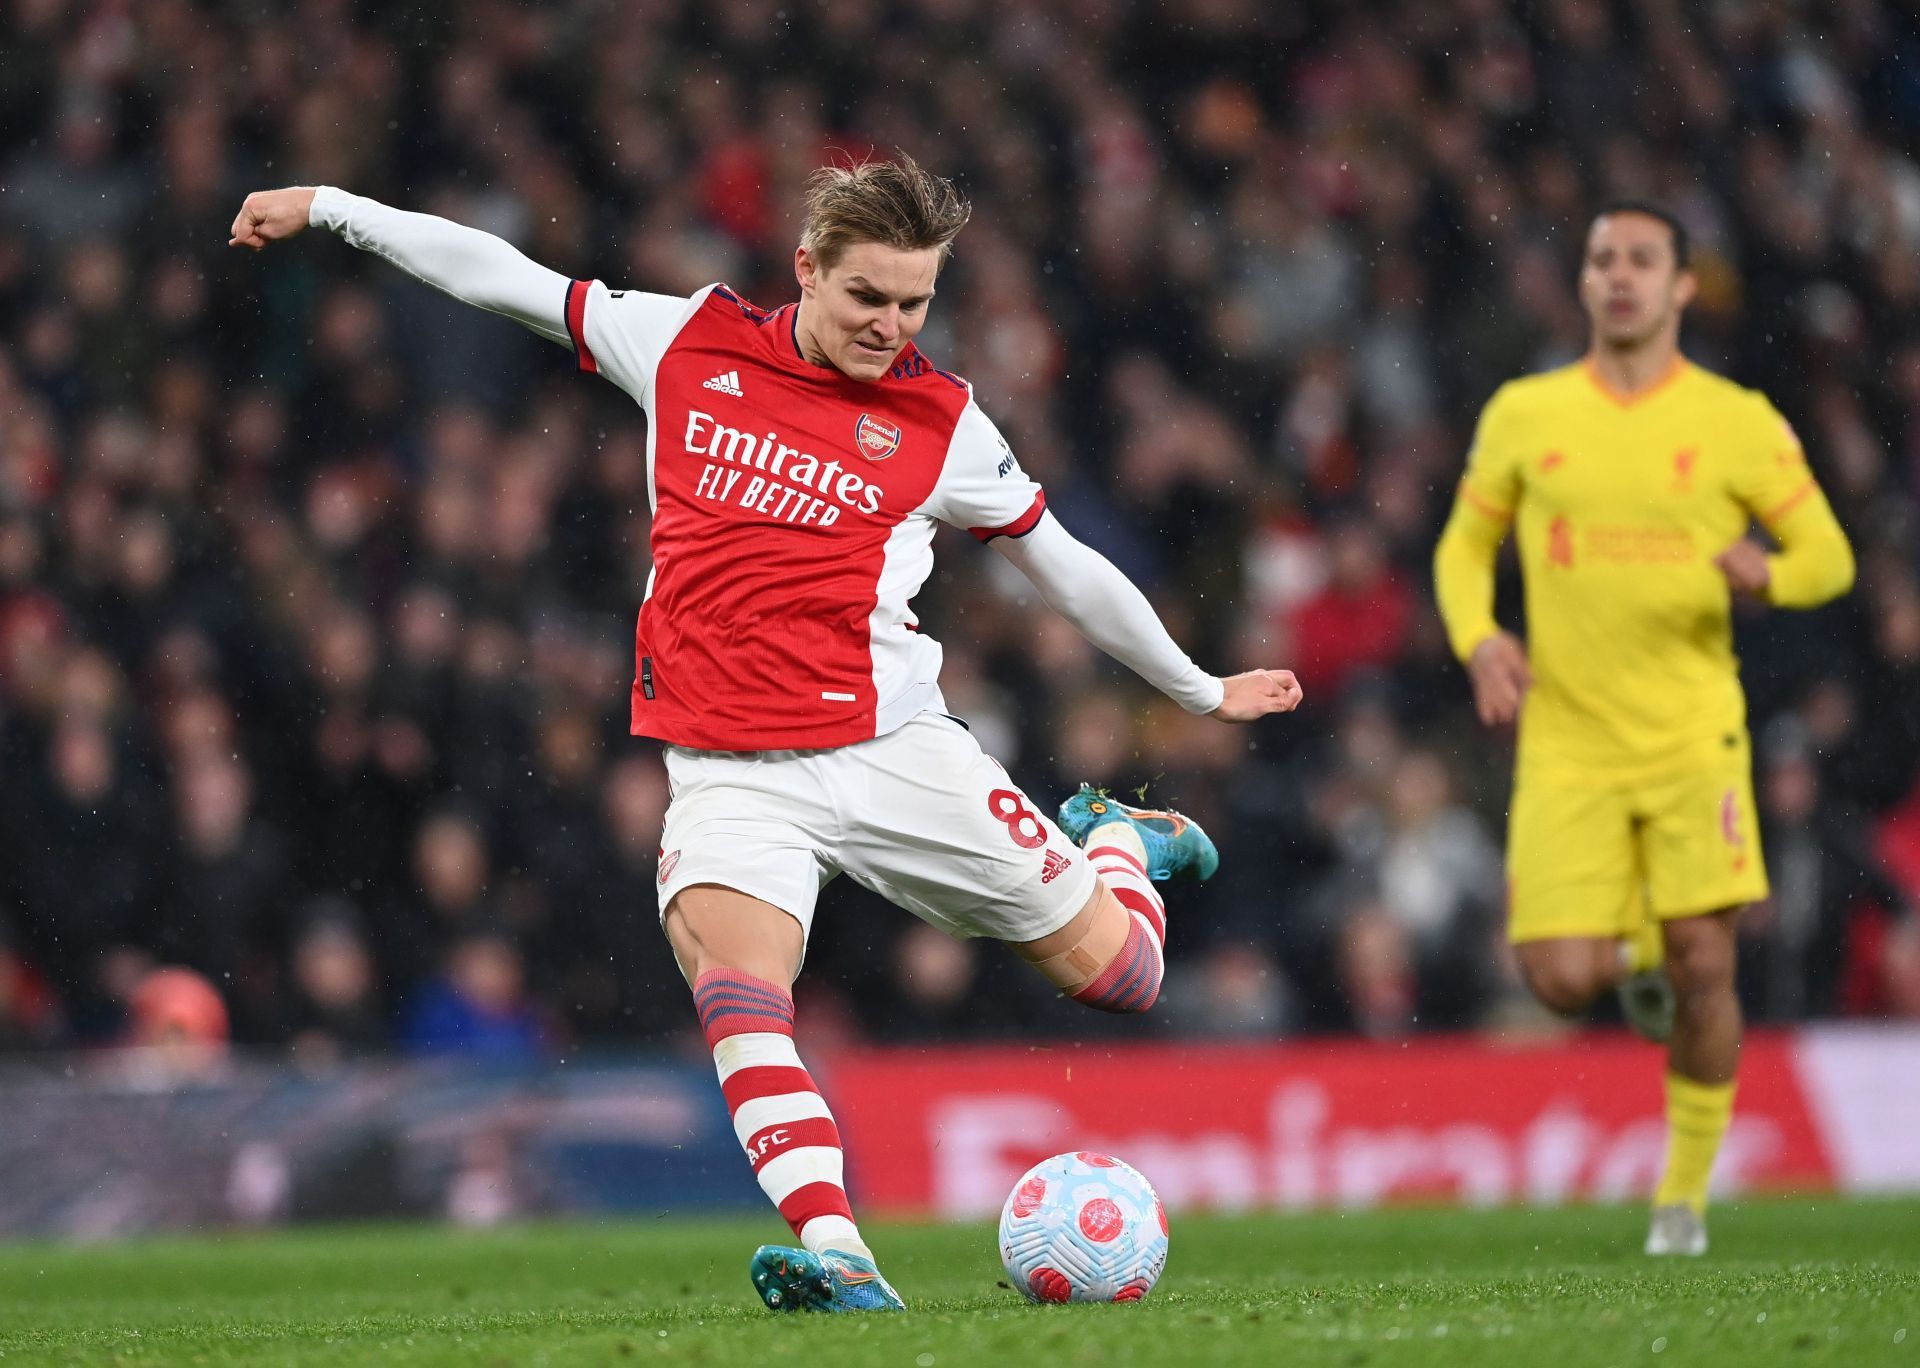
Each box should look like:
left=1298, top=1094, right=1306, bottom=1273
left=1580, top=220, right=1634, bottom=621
left=4, top=0, right=1920, bottom=1063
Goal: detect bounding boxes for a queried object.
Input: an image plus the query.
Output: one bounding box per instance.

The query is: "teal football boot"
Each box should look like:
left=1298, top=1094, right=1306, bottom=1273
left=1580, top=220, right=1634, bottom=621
left=1056, top=784, right=1220, bottom=882
left=750, top=1245, right=906, bottom=1313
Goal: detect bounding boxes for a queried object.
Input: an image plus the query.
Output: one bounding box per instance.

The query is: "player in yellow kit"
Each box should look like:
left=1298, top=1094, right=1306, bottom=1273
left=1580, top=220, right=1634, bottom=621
left=1434, top=203, right=1854, bottom=1256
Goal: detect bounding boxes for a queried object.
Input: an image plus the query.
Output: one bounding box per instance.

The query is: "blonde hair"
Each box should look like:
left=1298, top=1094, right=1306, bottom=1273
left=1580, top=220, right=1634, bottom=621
left=799, top=152, right=971, bottom=271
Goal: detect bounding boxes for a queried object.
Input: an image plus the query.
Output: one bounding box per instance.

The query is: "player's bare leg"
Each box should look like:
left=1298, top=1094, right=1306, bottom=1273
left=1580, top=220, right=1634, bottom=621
left=1515, top=927, right=1671, bottom=1040
left=1660, top=908, right=1741, bottom=1087
left=1513, top=935, right=1624, bottom=1014
left=664, top=886, right=904, bottom=1311
left=665, top=884, right=805, bottom=987
left=1646, top=907, right=1742, bottom=1257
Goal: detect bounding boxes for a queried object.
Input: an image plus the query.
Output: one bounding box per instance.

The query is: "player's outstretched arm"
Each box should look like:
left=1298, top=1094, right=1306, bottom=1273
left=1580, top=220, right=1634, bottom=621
left=990, top=513, right=1300, bottom=722
left=227, top=185, right=572, bottom=345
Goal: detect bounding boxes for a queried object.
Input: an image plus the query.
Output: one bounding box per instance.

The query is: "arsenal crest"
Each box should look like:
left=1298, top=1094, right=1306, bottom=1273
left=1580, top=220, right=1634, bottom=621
left=855, top=413, right=902, bottom=461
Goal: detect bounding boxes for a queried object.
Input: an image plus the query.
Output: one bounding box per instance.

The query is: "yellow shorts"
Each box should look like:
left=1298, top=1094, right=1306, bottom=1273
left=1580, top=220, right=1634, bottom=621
left=1506, top=743, right=1769, bottom=944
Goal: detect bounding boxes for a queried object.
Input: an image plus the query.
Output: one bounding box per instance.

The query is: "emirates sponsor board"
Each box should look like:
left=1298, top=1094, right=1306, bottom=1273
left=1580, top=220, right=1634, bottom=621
left=825, top=1028, right=1920, bottom=1218
left=1789, top=1025, right=1920, bottom=1192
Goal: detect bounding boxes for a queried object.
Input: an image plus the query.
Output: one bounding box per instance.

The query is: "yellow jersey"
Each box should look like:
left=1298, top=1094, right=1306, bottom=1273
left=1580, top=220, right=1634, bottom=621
left=1433, top=357, right=1854, bottom=784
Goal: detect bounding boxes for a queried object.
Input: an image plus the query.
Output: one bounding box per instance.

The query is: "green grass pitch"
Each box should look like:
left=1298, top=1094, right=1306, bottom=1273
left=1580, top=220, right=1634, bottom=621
left=0, top=1197, right=1914, bottom=1366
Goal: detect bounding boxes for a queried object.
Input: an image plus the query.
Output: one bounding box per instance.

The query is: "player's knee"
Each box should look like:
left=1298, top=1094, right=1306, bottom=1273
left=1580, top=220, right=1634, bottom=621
left=1526, top=973, right=1593, bottom=1016
left=1664, top=922, right=1736, bottom=998
left=1519, top=957, right=1604, bottom=1015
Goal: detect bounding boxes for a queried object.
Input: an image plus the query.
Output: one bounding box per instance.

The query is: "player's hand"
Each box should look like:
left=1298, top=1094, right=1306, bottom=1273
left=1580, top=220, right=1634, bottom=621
left=1467, top=631, right=1530, bottom=727
left=228, top=188, right=318, bottom=250
left=1713, top=537, right=1772, bottom=597
left=1210, top=669, right=1303, bottom=722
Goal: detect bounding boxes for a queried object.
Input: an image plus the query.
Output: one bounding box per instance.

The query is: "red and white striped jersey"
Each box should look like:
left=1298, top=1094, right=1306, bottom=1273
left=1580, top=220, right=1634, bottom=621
left=565, top=281, right=1046, bottom=752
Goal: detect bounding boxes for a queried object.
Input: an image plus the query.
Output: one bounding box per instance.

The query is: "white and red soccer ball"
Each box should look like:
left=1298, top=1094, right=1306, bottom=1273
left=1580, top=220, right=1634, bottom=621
left=998, top=1152, right=1169, bottom=1303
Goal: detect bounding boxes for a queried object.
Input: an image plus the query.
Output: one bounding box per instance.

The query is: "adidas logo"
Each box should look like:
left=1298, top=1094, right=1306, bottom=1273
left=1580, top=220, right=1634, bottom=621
left=1041, top=849, right=1071, bottom=884
left=702, top=370, right=744, bottom=397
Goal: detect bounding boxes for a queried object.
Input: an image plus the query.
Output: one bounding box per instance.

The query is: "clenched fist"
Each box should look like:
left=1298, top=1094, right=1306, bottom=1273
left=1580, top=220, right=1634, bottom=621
left=1713, top=537, right=1772, bottom=597
left=1211, top=669, right=1304, bottom=722
left=228, top=187, right=318, bottom=250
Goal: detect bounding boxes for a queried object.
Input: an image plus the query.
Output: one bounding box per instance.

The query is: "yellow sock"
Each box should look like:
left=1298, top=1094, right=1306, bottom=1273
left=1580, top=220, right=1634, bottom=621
left=1653, top=1073, right=1736, bottom=1214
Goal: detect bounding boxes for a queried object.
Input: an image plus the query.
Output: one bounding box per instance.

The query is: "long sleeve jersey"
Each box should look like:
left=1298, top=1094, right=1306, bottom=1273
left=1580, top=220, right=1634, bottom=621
left=310, top=186, right=1224, bottom=749
left=1433, top=359, right=1854, bottom=783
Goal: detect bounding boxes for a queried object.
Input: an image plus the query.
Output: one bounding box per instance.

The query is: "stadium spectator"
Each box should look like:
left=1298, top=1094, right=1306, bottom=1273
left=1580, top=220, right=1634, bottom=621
left=109, top=964, right=231, bottom=1085
left=1158, top=940, right=1295, bottom=1037
left=0, top=919, right=61, bottom=1050
left=1281, top=518, right=1417, bottom=703
left=1746, top=720, right=1919, bottom=1020
left=278, top=903, right=389, bottom=1067
left=158, top=749, right=292, bottom=1030
left=1372, top=747, right=1504, bottom=1027
left=400, top=930, right=548, bottom=1064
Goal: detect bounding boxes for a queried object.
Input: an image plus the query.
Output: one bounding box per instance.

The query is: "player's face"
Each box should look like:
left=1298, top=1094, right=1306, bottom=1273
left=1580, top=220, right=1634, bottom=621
left=795, top=240, right=940, bottom=382
left=1579, top=213, right=1696, bottom=348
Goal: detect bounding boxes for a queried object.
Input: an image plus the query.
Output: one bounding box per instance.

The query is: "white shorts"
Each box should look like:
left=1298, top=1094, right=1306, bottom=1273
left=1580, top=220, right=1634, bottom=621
left=656, top=712, right=1098, bottom=946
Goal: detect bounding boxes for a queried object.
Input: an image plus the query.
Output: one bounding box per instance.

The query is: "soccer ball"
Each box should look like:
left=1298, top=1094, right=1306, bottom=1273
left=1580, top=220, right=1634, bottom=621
left=998, top=1151, right=1169, bottom=1303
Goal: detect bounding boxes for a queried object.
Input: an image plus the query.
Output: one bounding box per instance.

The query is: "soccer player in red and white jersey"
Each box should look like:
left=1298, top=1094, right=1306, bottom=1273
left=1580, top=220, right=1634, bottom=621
left=231, top=156, right=1301, bottom=1312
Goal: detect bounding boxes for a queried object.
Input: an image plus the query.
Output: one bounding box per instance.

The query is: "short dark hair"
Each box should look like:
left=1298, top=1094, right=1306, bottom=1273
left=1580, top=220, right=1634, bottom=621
left=1590, top=200, right=1690, bottom=269
left=800, top=151, right=972, bottom=271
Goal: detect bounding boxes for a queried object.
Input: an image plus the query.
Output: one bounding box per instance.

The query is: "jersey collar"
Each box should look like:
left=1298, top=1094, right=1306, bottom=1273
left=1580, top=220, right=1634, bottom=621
left=1581, top=354, right=1689, bottom=409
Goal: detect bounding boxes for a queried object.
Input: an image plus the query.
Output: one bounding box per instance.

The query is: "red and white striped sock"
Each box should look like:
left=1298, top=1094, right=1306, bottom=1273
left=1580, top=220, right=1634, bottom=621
left=692, top=968, right=868, bottom=1258
left=1071, top=824, right=1167, bottom=1013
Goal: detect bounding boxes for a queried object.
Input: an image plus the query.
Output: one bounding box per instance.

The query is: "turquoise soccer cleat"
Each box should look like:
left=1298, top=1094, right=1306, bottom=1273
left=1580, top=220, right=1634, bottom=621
left=750, top=1245, right=906, bottom=1313
left=1056, top=783, right=1220, bottom=882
